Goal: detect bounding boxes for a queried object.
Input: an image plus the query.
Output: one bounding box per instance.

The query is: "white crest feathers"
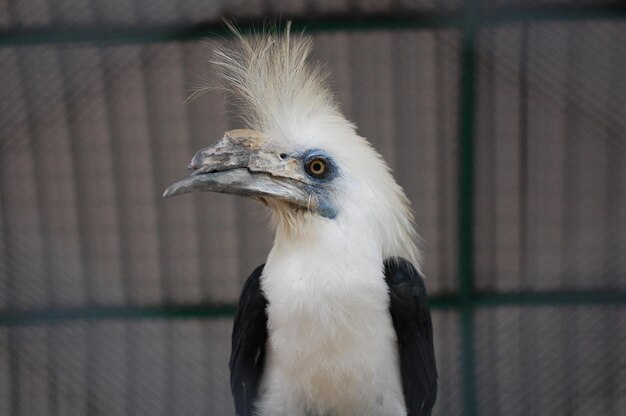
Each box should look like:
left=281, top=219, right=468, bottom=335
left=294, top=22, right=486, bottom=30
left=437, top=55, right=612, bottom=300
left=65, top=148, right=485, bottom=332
left=205, top=23, right=423, bottom=270
left=210, top=22, right=339, bottom=136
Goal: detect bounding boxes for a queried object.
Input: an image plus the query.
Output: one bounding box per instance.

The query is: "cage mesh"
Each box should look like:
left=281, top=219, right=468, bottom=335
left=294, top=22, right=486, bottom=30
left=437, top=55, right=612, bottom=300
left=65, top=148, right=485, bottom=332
left=2, top=319, right=234, bottom=416
left=474, top=21, right=626, bottom=292
left=1, top=1, right=625, bottom=416
left=475, top=306, right=625, bottom=416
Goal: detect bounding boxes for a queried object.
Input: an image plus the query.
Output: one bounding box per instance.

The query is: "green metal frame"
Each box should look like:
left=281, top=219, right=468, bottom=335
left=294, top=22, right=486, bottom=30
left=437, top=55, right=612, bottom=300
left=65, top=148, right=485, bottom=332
left=1, top=3, right=625, bottom=416
left=2, top=290, right=623, bottom=327
left=458, top=2, right=478, bottom=413
left=0, top=5, right=624, bottom=47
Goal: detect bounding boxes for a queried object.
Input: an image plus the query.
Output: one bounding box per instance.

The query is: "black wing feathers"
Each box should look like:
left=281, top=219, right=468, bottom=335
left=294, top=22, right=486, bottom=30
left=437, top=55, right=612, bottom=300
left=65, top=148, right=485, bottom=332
left=229, top=264, right=268, bottom=416
left=384, top=258, right=438, bottom=416
left=229, top=260, right=436, bottom=416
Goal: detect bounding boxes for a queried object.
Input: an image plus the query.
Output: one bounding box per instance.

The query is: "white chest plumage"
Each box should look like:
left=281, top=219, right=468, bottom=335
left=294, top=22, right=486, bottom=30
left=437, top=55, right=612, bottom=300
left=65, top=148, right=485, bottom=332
left=255, top=227, right=407, bottom=416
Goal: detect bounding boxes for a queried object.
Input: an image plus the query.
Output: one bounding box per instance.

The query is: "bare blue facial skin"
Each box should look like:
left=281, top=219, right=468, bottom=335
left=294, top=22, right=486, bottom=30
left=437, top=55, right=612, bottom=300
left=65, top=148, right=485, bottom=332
left=300, top=149, right=339, bottom=219
left=315, top=196, right=339, bottom=219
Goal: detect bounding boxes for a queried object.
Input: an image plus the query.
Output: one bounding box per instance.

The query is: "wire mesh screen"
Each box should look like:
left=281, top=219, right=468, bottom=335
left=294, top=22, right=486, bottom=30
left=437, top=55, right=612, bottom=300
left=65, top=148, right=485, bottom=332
left=0, top=1, right=625, bottom=416
left=1, top=319, right=233, bottom=415
left=475, top=22, right=626, bottom=292
left=474, top=306, right=624, bottom=415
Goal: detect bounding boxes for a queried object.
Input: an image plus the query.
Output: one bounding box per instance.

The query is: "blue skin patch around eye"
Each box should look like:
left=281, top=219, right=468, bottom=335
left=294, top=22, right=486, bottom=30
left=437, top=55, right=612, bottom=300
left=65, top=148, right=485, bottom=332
left=301, top=149, right=339, bottom=182
left=299, top=149, right=339, bottom=219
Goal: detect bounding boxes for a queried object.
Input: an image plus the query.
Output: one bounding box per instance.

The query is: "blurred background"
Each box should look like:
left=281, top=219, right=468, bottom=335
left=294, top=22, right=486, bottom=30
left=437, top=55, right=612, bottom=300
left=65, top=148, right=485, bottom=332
left=0, top=1, right=625, bottom=415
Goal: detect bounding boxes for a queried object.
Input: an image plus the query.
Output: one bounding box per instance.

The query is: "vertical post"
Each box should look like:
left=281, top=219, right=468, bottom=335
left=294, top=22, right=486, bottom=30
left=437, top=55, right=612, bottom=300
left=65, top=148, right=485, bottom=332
left=459, top=1, right=478, bottom=415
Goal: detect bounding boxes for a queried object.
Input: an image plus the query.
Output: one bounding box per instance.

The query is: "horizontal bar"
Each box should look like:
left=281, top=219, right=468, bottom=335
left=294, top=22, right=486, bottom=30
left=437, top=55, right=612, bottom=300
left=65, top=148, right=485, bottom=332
left=1, top=5, right=624, bottom=47
left=0, top=290, right=623, bottom=327
left=481, top=4, right=626, bottom=26
left=0, top=304, right=236, bottom=326
left=475, top=290, right=626, bottom=307
left=0, top=13, right=462, bottom=47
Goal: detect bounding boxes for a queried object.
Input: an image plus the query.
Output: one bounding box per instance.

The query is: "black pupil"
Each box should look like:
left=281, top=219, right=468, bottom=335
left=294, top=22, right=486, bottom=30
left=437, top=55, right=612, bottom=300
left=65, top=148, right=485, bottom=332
left=311, top=161, right=324, bottom=173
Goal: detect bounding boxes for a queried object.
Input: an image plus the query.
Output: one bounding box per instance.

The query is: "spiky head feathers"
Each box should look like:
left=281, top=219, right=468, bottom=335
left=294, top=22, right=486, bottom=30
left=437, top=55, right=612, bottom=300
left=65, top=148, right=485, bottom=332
left=207, top=24, right=422, bottom=269
left=211, top=24, right=342, bottom=144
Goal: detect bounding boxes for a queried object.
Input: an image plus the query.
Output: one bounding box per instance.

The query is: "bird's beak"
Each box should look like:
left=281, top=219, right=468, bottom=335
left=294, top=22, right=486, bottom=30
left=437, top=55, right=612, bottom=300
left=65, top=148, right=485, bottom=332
left=163, top=129, right=334, bottom=217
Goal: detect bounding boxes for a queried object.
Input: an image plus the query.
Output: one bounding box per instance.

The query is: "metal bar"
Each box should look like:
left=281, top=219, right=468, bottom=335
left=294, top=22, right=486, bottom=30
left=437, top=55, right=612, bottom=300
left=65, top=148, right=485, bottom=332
left=0, top=5, right=624, bottom=47
left=474, top=290, right=626, bottom=307
left=0, top=14, right=462, bottom=47
left=1, top=290, right=623, bottom=327
left=459, top=0, right=478, bottom=307
left=458, top=0, right=478, bottom=415
left=481, top=5, right=626, bottom=26
left=0, top=304, right=238, bottom=326
left=0, top=85, right=19, bottom=416
left=518, top=24, right=530, bottom=305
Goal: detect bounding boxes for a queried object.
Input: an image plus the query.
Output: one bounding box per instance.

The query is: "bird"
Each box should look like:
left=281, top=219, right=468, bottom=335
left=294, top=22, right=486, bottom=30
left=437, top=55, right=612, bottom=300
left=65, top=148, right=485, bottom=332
left=164, top=24, right=437, bottom=416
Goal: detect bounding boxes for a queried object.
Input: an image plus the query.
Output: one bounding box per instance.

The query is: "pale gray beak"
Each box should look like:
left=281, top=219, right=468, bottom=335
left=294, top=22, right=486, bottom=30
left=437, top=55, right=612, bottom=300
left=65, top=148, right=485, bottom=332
left=163, top=129, right=335, bottom=218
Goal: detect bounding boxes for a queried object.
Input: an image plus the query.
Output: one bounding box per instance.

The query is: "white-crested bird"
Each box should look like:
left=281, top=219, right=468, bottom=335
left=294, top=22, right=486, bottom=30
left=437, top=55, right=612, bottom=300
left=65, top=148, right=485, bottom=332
left=164, top=24, right=437, bottom=416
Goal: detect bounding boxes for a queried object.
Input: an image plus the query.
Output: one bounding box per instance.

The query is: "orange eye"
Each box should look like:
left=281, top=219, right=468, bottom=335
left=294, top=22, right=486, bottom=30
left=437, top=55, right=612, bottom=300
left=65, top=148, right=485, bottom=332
left=306, top=158, right=328, bottom=178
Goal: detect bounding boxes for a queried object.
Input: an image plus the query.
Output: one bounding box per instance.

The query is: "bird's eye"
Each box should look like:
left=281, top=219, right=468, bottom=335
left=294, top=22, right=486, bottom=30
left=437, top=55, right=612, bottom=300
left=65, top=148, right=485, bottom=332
left=305, top=158, right=328, bottom=179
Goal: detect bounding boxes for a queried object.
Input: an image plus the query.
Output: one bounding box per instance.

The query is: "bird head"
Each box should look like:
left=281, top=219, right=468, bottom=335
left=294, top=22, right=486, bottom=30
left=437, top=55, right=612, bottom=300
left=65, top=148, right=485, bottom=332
left=164, top=24, right=422, bottom=268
